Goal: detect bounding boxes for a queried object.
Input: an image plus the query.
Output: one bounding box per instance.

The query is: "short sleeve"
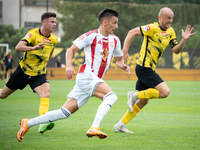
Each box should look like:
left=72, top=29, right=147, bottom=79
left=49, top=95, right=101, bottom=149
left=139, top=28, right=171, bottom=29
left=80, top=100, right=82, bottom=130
left=22, top=30, right=35, bottom=45
left=113, top=37, right=123, bottom=57
left=73, top=33, right=90, bottom=50
left=140, top=23, right=155, bottom=37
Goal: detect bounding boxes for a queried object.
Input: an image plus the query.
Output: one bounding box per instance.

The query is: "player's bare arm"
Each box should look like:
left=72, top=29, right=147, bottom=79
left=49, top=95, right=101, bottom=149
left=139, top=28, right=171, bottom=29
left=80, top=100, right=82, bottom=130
left=15, top=41, right=45, bottom=52
left=114, top=57, right=131, bottom=74
left=122, top=27, right=141, bottom=63
left=172, top=25, right=195, bottom=54
left=65, top=44, right=79, bottom=79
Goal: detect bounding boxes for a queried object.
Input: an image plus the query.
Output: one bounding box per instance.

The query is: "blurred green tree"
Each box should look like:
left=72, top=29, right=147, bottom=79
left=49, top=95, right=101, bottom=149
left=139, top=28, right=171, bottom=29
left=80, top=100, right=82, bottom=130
left=53, top=2, right=199, bottom=49
left=0, top=24, right=28, bottom=66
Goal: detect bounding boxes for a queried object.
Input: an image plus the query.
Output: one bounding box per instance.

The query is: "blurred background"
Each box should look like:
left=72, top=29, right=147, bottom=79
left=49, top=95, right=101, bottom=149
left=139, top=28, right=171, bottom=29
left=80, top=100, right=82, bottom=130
left=0, top=0, right=200, bottom=80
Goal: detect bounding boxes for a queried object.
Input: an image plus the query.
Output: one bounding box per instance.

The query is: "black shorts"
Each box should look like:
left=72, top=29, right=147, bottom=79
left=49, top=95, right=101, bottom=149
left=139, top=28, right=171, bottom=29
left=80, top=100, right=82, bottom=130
left=135, top=64, right=163, bottom=91
left=6, top=65, right=49, bottom=92
left=6, top=65, right=13, bottom=71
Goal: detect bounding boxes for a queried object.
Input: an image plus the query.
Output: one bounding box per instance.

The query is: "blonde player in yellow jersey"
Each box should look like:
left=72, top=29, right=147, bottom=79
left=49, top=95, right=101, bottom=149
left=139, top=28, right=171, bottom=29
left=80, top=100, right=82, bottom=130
left=0, top=12, right=58, bottom=134
left=114, top=7, right=195, bottom=133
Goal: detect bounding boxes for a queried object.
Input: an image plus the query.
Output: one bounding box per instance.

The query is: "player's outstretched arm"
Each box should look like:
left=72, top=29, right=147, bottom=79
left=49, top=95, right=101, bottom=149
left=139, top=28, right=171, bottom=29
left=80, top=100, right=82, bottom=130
left=172, top=25, right=196, bottom=54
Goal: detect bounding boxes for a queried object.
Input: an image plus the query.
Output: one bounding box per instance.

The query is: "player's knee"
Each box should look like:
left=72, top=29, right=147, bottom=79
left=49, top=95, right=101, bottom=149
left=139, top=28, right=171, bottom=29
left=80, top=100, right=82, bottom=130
left=162, top=89, right=170, bottom=98
left=0, top=89, right=9, bottom=99
left=0, top=92, right=8, bottom=99
left=103, top=91, right=117, bottom=106
left=42, top=92, right=50, bottom=98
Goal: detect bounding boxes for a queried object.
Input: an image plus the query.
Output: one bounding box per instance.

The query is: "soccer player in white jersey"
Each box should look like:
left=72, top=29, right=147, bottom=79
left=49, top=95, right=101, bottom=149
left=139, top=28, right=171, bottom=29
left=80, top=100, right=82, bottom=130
left=17, top=8, right=130, bottom=141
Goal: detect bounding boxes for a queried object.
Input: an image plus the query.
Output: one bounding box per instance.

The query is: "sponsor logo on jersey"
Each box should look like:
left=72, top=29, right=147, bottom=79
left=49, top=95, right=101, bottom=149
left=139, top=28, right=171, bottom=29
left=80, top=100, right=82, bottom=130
left=97, top=40, right=102, bottom=44
left=143, top=25, right=150, bottom=31
left=43, top=38, right=51, bottom=42
left=26, top=33, right=32, bottom=39
left=161, top=32, right=167, bottom=36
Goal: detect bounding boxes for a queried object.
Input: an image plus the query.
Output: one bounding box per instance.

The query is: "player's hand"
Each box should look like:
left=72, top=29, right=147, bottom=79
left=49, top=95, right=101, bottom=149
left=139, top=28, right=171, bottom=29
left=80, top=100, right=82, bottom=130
left=32, top=42, right=46, bottom=50
left=123, top=64, right=131, bottom=74
left=66, top=66, right=75, bottom=80
left=182, top=25, right=196, bottom=40
left=122, top=50, right=130, bottom=64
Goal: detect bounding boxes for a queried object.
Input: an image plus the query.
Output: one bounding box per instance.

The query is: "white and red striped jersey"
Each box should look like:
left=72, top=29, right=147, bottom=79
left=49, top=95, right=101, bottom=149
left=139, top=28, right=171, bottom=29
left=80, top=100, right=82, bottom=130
left=73, top=29, right=122, bottom=79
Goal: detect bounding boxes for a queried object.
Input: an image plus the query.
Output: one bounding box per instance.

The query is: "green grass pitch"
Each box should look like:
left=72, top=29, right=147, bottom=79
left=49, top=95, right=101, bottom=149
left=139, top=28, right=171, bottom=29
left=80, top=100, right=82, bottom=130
left=0, top=80, right=200, bottom=150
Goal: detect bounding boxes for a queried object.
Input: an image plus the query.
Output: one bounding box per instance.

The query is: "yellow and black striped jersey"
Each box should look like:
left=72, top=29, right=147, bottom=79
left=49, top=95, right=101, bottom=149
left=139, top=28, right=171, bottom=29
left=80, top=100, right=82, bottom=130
left=19, top=28, right=58, bottom=76
left=138, top=22, right=178, bottom=70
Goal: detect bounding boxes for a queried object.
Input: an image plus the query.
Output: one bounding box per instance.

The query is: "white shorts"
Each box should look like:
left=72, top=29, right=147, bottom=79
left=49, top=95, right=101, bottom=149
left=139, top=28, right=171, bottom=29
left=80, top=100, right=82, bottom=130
left=67, top=71, right=105, bottom=108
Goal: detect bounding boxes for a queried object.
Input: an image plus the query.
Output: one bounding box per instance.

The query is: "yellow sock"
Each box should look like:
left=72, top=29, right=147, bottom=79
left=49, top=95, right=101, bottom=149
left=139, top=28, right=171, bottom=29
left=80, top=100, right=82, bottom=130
left=137, top=88, right=159, bottom=99
left=39, top=98, right=49, bottom=116
left=0, top=89, right=2, bottom=91
left=121, top=104, right=141, bottom=124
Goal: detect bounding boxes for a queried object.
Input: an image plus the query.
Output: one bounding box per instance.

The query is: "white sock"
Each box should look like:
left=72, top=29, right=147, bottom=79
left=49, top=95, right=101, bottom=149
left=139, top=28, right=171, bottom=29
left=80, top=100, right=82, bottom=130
left=116, top=120, right=125, bottom=127
left=91, top=91, right=117, bottom=128
left=28, top=107, right=71, bottom=127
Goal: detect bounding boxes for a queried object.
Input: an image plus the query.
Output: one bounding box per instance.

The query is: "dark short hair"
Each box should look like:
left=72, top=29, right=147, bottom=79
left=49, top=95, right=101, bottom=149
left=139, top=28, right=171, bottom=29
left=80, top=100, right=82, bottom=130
left=98, top=8, right=118, bottom=23
left=41, top=12, right=56, bottom=22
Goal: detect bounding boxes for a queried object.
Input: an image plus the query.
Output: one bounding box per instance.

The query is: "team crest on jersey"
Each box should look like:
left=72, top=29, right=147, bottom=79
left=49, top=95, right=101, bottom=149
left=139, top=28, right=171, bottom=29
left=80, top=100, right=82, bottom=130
left=43, top=38, right=51, bottom=42
left=26, top=33, right=32, bottom=39
left=143, top=25, right=150, bottom=31
left=101, top=48, right=109, bottom=61
left=109, top=41, right=114, bottom=48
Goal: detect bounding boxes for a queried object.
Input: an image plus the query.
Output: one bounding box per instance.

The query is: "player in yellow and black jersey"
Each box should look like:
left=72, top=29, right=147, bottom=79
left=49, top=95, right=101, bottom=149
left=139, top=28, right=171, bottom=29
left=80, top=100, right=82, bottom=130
left=138, top=22, right=177, bottom=71
left=114, top=7, right=195, bottom=133
left=19, top=28, right=58, bottom=76
left=0, top=12, right=58, bottom=134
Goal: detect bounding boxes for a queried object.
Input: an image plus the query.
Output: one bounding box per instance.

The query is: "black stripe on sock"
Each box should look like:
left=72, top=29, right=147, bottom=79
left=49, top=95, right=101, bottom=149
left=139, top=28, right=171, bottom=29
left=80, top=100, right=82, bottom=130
left=61, top=107, right=71, bottom=118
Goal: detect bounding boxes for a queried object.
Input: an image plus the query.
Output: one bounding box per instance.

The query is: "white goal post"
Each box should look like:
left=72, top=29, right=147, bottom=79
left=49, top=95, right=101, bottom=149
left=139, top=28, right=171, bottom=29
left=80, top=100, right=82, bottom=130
left=0, top=44, right=9, bottom=53
left=0, top=44, right=9, bottom=80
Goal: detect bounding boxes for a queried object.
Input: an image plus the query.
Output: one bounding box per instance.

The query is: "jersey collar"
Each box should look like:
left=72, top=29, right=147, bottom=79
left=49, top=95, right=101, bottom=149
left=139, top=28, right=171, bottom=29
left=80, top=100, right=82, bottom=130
left=39, top=29, right=51, bottom=38
left=157, top=22, right=166, bottom=31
